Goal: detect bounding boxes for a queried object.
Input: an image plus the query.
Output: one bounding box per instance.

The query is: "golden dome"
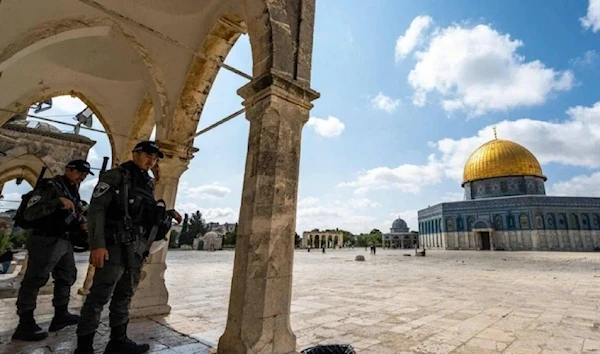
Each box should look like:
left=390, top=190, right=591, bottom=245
left=462, top=138, right=546, bottom=186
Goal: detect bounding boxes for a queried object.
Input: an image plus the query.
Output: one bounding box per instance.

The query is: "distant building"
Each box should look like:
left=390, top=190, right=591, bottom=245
left=193, top=231, right=223, bottom=251
left=301, top=230, right=343, bottom=249
left=382, top=217, right=418, bottom=249
left=206, top=222, right=236, bottom=236
left=418, top=134, right=600, bottom=251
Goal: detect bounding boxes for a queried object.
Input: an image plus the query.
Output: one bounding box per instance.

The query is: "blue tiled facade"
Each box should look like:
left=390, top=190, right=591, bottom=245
left=417, top=195, right=600, bottom=251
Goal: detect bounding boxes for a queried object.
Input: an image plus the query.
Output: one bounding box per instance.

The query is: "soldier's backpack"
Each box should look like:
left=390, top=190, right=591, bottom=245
left=13, top=179, right=52, bottom=229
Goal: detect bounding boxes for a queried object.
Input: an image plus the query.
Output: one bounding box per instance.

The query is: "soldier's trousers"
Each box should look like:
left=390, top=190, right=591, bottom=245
left=76, top=244, right=142, bottom=336
left=16, top=235, right=76, bottom=315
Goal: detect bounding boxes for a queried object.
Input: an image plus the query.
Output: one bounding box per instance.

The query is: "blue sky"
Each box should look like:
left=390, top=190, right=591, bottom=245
left=2, top=0, right=600, bottom=234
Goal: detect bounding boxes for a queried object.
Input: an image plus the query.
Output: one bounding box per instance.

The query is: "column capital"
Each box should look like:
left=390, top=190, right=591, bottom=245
left=237, top=72, right=320, bottom=111
left=156, top=140, right=199, bottom=162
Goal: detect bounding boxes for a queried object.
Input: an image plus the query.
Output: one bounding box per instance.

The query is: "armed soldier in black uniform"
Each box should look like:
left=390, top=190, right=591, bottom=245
left=12, top=160, right=93, bottom=341
left=75, top=141, right=181, bottom=354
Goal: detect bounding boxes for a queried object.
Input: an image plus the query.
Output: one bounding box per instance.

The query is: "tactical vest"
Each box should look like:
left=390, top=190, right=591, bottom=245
left=105, top=164, right=156, bottom=242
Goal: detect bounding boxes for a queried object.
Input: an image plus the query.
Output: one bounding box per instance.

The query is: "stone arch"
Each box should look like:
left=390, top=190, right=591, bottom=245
left=0, top=165, right=43, bottom=188
left=2, top=89, right=115, bottom=161
left=243, top=0, right=313, bottom=84
left=0, top=16, right=169, bottom=125
left=161, top=14, right=247, bottom=144
left=473, top=220, right=490, bottom=229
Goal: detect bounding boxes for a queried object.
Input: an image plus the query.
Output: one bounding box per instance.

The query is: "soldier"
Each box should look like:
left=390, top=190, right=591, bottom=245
left=12, top=160, right=93, bottom=341
left=75, top=141, right=181, bottom=354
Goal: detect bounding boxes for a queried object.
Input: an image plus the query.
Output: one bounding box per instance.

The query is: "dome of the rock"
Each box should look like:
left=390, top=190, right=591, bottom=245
left=462, top=139, right=545, bottom=186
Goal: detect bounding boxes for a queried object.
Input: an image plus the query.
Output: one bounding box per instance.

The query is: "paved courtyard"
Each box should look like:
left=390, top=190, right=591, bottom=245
left=2, top=249, right=600, bottom=353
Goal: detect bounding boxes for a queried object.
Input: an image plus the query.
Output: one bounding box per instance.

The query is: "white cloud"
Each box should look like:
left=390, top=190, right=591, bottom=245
left=549, top=172, right=600, bottom=197
left=306, top=116, right=345, bottom=138
left=0, top=192, right=23, bottom=210
left=80, top=178, right=98, bottom=192
left=395, top=15, right=433, bottom=61
left=87, top=147, right=100, bottom=163
left=571, top=50, right=598, bottom=69
left=49, top=96, right=87, bottom=115
left=581, top=0, right=600, bottom=32
left=341, top=101, right=600, bottom=194
left=176, top=202, right=238, bottom=224
left=407, top=21, right=574, bottom=115
left=296, top=195, right=380, bottom=234
left=184, top=183, right=231, bottom=200
left=371, top=92, right=401, bottom=113
left=339, top=154, right=444, bottom=194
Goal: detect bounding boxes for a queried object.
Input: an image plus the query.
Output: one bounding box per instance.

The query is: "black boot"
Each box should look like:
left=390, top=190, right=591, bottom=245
left=49, top=305, right=79, bottom=332
left=74, top=333, right=95, bottom=354
left=103, top=322, right=149, bottom=354
left=11, top=311, right=48, bottom=342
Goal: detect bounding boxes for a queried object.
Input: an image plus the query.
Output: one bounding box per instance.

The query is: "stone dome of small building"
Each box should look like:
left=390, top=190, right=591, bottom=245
left=203, top=231, right=220, bottom=238
left=391, top=217, right=409, bottom=233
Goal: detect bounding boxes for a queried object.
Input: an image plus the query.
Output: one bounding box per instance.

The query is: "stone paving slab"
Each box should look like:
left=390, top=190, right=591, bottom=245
left=1, top=249, right=600, bottom=353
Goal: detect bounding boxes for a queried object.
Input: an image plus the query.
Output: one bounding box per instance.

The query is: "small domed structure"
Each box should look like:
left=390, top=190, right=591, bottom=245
left=193, top=231, right=223, bottom=251
left=383, top=217, right=417, bottom=249
left=204, top=231, right=219, bottom=238
left=391, top=217, right=409, bottom=233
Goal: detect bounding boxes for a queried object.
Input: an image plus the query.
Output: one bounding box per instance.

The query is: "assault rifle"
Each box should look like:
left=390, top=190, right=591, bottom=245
left=71, top=156, right=109, bottom=252
left=34, top=167, right=47, bottom=189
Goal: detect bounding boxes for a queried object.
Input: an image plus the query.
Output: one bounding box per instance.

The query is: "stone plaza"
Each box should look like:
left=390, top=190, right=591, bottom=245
left=2, top=249, right=600, bottom=354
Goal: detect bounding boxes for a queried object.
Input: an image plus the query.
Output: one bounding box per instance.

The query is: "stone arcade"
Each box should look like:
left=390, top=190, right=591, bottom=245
left=301, top=230, right=343, bottom=249
left=0, top=1, right=319, bottom=353
left=418, top=133, right=600, bottom=251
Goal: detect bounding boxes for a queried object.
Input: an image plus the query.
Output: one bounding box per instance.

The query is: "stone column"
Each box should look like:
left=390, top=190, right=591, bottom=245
left=129, top=145, right=194, bottom=317
left=217, top=73, right=318, bottom=354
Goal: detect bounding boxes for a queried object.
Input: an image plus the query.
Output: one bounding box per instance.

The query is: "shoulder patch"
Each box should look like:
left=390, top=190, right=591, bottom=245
left=26, top=195, right=41, bottom=208
left=92, top=182, right=111, bottom=198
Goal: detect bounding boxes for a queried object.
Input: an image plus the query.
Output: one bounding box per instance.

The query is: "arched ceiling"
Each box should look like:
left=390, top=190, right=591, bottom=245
left=0, top=0, right=246, bottom=153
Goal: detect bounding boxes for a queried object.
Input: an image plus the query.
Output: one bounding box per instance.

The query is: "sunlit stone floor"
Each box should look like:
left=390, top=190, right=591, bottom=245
left=2, top=249, right=600, bottom=353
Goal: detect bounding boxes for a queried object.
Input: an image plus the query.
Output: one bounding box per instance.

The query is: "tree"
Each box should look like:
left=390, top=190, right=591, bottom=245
left=224, top=224, right=238, bottom=246
left=178, top=211, right=207, bottom=246
left=337, top=229, right=355, bottom=246
left=294, top=232, right=301, bottom=247
left=0, top=232, right=10, bottom=253
left=168, top=230, right=180, bottom=249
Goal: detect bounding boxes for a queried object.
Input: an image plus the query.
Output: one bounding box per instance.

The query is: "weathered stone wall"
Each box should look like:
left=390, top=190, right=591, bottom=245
left=0, top=122, right=95, bottom=182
